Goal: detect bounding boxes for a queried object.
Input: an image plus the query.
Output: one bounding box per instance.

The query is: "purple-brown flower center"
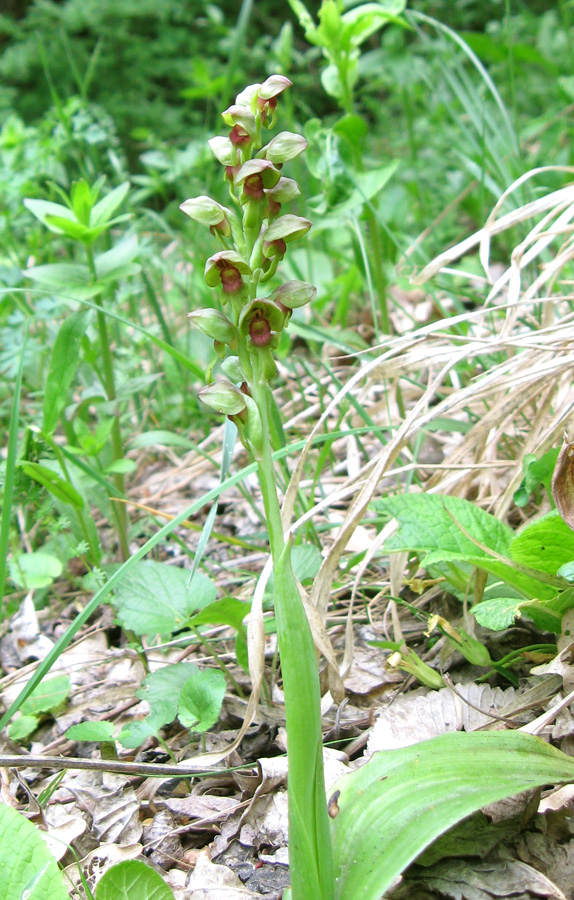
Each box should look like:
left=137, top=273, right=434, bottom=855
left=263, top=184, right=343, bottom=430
left=249, top=310, right=272, bottom=347
left=243, top=174, right=265, bottom=200
left=257, top=95, right=278, bottom=113
left=229, top=125, right=250, bottom=146
left=264, top=238, right=286, bottom=260
left=218, top=261, right=242, bottom=293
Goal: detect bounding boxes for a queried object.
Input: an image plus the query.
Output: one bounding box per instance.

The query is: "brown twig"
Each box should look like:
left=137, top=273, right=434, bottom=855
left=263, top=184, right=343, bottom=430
left=0, top=754, right=241, bottom=778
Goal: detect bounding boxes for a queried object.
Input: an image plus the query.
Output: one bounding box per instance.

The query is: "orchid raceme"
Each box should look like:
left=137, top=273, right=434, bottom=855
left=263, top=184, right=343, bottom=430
left=182, top=77, right=333, bottom=900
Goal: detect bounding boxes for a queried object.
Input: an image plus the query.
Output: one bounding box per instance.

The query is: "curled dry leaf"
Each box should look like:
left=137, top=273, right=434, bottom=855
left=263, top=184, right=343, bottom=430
left=552, top=437, right=574, bottom=531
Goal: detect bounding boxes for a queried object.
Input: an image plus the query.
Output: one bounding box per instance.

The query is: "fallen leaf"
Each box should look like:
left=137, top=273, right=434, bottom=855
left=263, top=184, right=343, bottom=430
left=187, top=853, right=261, bottom=898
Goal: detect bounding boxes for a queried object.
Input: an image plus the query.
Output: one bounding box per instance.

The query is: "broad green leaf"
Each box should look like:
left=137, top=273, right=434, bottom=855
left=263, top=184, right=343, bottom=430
left=8, top=714, right=40, bottom=740
left=8, top=551, right=63, bottom=589
left=189, top=596, right=250, bottom=632
left=43, top=309, right=91, bottom=434
left=23, top=263, right=91, bottom=289
left=473, top=590, right=574, bottom=633
left=341, top=1, right=406, bottom=49
left=111, top=560, right=217, bottom=635
left=268, top=543, right=323, bottom=593
left=90, top=181, right=130, bottom=228
left=0, top=804, right=69, bottom=900
left=21, top=675, right=70, bottom=715
left=377, top=494, right=560, bottom=601
left=45, top=215, right=90, bottom=240
left=471, top=597, right=526, bottom=630
left=23, top=197, right=75, bottom=232
left=19, top=461, right=84, bottom=508
left=104, top=458, right=137, bottom=474
left=559, top=76, right=574, bottom=101
left=510, top=510, right=574, bottom=575
left=95, top=234, right=139, bottom=280
left=66, top=721, right=115, bottom=742
left=330, top=161, right=399, bottom=217
left=118, top=663, right=200, bottom=748
left=377, top=493, right=513, bottom=558
left=514, top=448, right=558, bottom=507
left=178, top=668, right=226, bottom=733
left=128, top=430, right=198, bottom=451
left=330, top=731, right=574, bottom=900
left=95, top=859, right=175, bottom=900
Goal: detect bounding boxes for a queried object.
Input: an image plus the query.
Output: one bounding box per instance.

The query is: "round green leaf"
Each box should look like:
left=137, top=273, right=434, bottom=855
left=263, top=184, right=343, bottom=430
left=8, top=551, right=63, bottom=590
left=177, top=668, right=226, bottom=733
left=95, top=859, right=175, bottom=900
left=66, top=721, right=115, bottom=742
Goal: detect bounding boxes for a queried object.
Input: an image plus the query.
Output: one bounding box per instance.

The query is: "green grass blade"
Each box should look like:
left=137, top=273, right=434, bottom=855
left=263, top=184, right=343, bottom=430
left=0, top=324, right=27, bottom=613
left=407, top=10, right=518, bottom=152
left=188, top=418, right=237, bottom=581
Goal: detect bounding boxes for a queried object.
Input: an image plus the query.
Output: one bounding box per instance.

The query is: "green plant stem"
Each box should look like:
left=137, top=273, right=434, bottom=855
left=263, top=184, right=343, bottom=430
left=86, top=246, right=130, bottom=561
left=364, top=206, right=391, bottom=335
left=250, top=375, right=335, bottom=900
left=189, top=624, right=246, bottom=699
left=0, top=325, right=27, bottom=612
left=50, top=443, right=100, bottom=564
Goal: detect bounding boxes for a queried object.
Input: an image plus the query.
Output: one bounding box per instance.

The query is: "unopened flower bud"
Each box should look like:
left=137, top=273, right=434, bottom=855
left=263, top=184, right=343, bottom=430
left=263, top=214, right=312, bottom=258
left=385, top=643, right=445, bottom=689
left=430, top=615, right=492, bottom=668
left=209, top=136, right=238, bottom=167
left=199, top=381, right=247, bottom=416
left=270, top=280, right=317, bottom=310
left=180, top=196, right=231, bottom=236
left=259, top=132, right=308, bottom=165
left=220, top=356, right=244, bottom=382
left=257, top=75, right=292, bottom=108
left=187, top=308, right=236, bottom=344
left=455, top=630, right=493, bottom=668
left=266, top=177, right=300, bottom=205
left=232, top=394, right=264, bottom=457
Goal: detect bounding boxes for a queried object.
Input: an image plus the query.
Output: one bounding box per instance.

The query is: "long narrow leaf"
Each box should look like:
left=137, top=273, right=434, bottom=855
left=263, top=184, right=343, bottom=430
left=188, top=418, right=237, bottom=582
left=274, top=539, right=334, bottom=900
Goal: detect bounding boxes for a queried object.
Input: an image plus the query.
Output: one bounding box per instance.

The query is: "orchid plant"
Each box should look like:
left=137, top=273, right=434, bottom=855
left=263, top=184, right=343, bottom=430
left=180, top=76, right=334, bottom=900
left=180, top=78, right=574, bottom=900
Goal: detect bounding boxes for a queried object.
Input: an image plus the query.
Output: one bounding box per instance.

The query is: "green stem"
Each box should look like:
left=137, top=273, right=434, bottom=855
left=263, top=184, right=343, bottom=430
left=51, top=443, right=100, bottom=564
left=86, top=246, right=130, bottom=561
left=249, top=374, right=334, bottom=900
left=364, top=206, right=391, bottom=335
